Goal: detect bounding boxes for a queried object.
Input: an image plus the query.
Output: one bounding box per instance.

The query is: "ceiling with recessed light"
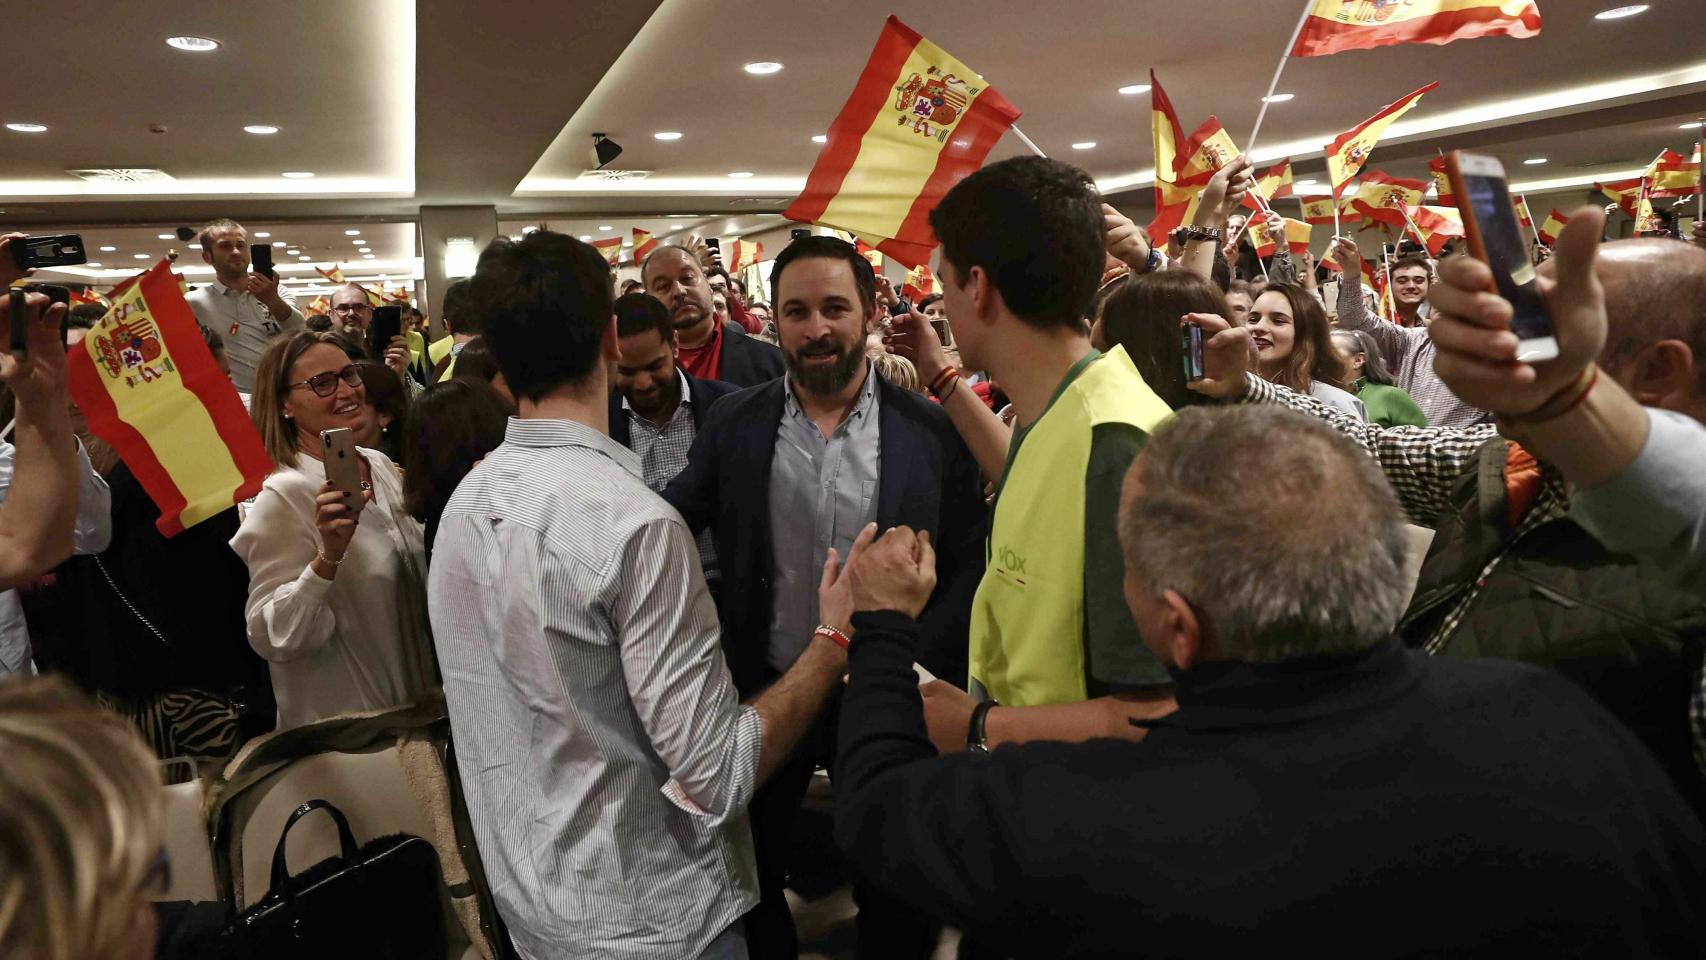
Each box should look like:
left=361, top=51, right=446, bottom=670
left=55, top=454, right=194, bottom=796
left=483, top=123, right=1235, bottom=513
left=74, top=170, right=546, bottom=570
left=3, top=0, right=1702, bottom=287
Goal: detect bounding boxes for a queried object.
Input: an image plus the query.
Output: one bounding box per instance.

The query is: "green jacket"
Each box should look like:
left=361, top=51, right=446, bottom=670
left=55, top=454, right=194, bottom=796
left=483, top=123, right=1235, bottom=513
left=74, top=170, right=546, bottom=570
left=1350, top=378, right=1427, bottom=428
left=1400, top=438, right=1706, bottom=815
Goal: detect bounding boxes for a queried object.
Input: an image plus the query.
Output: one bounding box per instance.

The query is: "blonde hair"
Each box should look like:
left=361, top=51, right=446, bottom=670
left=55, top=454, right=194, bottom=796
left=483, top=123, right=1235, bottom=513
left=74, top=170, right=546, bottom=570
left=0, top=677, right=164, bottom=960
left=871, top=351, right=922, bottom=393
left=251, top=331, right=357, bottom=468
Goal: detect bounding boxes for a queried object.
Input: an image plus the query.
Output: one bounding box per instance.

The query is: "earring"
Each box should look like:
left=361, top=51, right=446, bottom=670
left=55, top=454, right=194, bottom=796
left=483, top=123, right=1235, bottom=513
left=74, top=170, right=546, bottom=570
left=283, top=412, right=293, bottom=420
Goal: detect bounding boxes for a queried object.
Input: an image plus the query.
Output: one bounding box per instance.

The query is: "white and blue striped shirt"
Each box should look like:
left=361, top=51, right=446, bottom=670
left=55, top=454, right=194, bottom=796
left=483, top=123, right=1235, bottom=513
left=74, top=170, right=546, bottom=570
left=428, top=416, right=760, bottom=960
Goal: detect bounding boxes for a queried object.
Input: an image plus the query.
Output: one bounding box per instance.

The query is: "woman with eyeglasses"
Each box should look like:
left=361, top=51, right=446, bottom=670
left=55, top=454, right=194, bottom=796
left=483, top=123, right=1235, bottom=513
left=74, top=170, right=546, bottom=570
left=230, top=332, right=435, bottom=730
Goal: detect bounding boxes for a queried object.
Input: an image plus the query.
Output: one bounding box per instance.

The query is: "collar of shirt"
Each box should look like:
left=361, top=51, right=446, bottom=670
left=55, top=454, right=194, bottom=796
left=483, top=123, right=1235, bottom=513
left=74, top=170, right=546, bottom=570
left=503, top=417, right=643, bottom=481
left=621, top=367, right=693, bottom=415
left=782, top=361, right=877, bottom=426
left=210, top=279, right=245, bottom=298
left=1144, top=638, right=1422, bottom=733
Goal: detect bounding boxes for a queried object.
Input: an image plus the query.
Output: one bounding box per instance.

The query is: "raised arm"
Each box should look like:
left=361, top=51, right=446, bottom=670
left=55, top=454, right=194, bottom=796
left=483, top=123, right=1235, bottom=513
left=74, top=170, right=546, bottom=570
left=884, top=308, right=1012, bottom=481
left=0, top=287, right=79, bottom=587
left=1178, top=158, right=1254, bottom=283
left=1329, top=237, right=1414, bottom=369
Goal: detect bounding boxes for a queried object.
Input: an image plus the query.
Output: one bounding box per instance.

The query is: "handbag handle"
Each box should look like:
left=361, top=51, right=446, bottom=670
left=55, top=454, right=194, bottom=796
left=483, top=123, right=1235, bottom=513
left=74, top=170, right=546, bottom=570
left=269, top=799, right=361, bottom=896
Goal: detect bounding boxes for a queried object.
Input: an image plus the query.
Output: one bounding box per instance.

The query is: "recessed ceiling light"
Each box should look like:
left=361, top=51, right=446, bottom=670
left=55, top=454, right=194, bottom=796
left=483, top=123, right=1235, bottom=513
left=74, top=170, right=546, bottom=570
left=98, top=245, right=117, bottom=252
left=1594, top=4, right=1648, bottom=19
left=1071, top=141, right=1097, bottom=151
left=1681, top=121, right=1706, bottom=129
left=622, top=239, right=633, bottom=246
left=271, top=241, right=286, bottom=247
left=165, top=36, right=220, bottom=52
left=298, top=255, right=311, bottom=261
left=362, top=254, right=375, bottom=259
left=157, top=233, right=174, bottom=240
left=811, top=134, right=828, bottom=144
left=598, top=225, right=612, bottom=231
left=1262, top=93, right=1295, bottom=103
left=244, top=124, right=279, bottom=135
left=86, top=262, right=102, bottom=268
left=286, top=249, right=300, bottom=256
left=344, top=229, right=361, bottom=236
left=280, top=171, right=314, bottom=179
left=579, top=235, right=591, bottom=241
left=1523, top=157, right=1549, bottom=165
left=5, top=122, right=46, bottom=133
left=253, top=231, right=270, bottom=238
left=358, top=248, right=371, bottom=253
left=728, top=171, right=754, bottom=179
left=653, top=131, right=684, bottom=141
left=133, top=253, right=150, bottom=259
left=743, top=61, right=784, bottom=75
left=1117, top=83, right=1152, bottom=96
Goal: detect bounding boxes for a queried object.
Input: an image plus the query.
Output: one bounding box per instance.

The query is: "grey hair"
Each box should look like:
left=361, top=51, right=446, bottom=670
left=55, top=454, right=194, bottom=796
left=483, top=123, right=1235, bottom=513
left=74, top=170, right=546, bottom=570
left=1117, top=405, right=1409, bottom=662
left=1332, top=328, right=1395, bottom=386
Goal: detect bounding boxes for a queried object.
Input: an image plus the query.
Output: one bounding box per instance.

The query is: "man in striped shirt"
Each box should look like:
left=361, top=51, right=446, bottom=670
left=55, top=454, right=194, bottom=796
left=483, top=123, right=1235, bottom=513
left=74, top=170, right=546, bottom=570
left=429, top=231, right=854, bottom=960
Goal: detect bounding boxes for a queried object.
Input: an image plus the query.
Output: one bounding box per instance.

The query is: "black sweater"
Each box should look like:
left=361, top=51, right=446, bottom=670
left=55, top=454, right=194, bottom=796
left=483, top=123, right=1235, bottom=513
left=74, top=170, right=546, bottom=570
left=835, top=612, right=1706, bottom=959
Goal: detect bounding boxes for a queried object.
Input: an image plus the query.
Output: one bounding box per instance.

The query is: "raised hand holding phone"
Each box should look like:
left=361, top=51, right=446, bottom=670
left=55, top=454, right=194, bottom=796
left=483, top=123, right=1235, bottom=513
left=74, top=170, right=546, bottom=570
left=1444, top=151, right=1558, bottom=362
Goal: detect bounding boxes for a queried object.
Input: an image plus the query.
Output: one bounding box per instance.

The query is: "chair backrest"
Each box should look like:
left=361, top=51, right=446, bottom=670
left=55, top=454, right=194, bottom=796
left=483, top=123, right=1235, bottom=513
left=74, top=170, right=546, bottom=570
left=207, top=700, right=495, bottom=959
left=155, top=758, right=217, bottom=903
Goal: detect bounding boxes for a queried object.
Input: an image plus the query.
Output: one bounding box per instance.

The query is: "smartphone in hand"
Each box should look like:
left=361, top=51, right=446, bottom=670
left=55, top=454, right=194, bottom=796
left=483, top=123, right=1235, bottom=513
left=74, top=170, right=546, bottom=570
left=9, top=234, right=86, bottom=270
left=1444, top=151, right=1558, bottom=362
left=368, top=304, right=402, bottom=363
left=1181, top=321, right=1206, bottom=382
left=250, top=242, right=275, bottom=279
left=320, top=427, right=366, bottom=515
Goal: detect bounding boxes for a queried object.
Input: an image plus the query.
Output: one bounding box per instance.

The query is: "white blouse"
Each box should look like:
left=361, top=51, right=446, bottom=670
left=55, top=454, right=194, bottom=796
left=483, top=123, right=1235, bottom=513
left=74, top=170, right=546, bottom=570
left=230, top=447, right=436, bottom=729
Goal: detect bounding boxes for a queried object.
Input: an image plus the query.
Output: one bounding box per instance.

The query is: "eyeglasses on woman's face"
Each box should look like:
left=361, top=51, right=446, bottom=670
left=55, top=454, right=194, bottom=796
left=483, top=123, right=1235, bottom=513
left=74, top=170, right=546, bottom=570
left=288, top=364, right=363, bottom=398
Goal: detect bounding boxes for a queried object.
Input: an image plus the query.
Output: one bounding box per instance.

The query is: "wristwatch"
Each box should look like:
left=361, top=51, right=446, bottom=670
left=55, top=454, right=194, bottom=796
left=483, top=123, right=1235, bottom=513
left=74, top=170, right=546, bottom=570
left=1179, top=225, right=1222, bottom=244
left=966, top=699, right=999, bottom=754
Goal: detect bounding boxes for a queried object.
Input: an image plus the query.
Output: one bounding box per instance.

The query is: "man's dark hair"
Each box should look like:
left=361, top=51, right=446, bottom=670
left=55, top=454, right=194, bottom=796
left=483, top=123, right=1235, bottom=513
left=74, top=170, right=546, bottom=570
left=66, top=303, right=105, bottom=329
left=441, top=278, right=477, bottom=336
left=305, top=314, right=333, bottom=333
left=768, top=236, right=877, bottom=315
left=467, top=231, right=612, bottom=402
left=451, top=336, right=502, bottom=385
left=1210, top=252, right=1232, bottom=293
left=918, top=292, right=944, bottom=311
left=1391, top=254, right=1432, bottom=276
left=929, top=156, right=1103, bottom=331
left=615, top=292, right=673, bottom=342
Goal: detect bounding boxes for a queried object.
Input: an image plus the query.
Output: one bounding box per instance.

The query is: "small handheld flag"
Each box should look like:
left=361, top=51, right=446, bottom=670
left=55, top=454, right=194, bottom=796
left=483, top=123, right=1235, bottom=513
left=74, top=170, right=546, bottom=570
left=1326, top=82, right=1439, bottom=198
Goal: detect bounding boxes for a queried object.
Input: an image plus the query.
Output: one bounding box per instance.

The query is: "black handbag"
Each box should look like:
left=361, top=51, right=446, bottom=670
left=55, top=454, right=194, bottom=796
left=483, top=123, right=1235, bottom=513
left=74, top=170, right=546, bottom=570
left=222, top=798, right=447, bottom=959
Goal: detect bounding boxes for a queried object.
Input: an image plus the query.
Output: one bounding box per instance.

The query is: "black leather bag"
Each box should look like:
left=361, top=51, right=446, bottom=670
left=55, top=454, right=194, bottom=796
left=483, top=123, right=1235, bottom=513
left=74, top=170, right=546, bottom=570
left=222, top=798, right=447, bottom=960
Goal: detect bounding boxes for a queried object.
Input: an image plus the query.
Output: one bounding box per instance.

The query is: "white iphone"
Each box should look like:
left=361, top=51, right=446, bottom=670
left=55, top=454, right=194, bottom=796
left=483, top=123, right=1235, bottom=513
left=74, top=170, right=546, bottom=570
left=1445, top=151, right=1559, bottom=362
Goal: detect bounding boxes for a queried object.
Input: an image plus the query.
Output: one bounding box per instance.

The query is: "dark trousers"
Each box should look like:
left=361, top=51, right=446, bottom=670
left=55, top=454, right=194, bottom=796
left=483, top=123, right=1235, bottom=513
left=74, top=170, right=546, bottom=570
left=743, top=692, right=939, bottom=960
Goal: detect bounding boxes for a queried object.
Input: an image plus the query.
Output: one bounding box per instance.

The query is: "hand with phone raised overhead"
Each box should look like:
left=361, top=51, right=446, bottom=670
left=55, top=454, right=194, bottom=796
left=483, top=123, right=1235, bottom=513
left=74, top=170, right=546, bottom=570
left=1, top=291, right=70, bottom=410
left=1428, top=205, right=1607, bottom=419
left=882, top=305, right=947, bottom=384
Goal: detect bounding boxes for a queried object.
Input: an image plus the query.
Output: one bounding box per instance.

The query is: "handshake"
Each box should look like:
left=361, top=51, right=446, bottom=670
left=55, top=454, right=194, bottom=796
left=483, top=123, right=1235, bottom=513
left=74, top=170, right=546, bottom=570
left=818, top=523, right=939, bottom=639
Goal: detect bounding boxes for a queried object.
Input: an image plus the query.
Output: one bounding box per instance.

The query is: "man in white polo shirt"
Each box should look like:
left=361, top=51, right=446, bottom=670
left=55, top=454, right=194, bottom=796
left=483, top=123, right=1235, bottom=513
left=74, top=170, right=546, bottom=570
left=185, top=218, right=303, bottom=391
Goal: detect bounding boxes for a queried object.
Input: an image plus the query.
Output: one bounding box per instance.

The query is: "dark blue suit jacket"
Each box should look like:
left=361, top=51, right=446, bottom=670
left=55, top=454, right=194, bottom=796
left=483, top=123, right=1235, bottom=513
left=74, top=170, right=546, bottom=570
left=607, top=371, right=740, bottom=451
left=664, top=372, right=985, bottom=695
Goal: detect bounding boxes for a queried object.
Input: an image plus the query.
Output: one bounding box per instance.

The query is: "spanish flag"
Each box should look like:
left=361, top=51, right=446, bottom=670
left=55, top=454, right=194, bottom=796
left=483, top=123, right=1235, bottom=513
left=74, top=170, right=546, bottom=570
left=725, top=239, right=763, bottom=273
left=1291, top=0, right=1540, bottom=58
left=314, top=264, right=347, bottom=285
left=1537, top=208, right=1570, bottom=246
left=1512, top=194, right=1535, bottom=234
left=1149, top=176, right=1210, bottom=247
left=633, top=228, right=659, bottom=262
left=901, top=262, right=935, bottom=301
left=307, top=294, right=330, bottom=316
left=1646, top=148, right=1702, bottom=198
left=1250, top=216, right=1312, bottom=259
left=854, top=238, right=885, bottom=269
left=1410, top=204, right=1465, bottom=256
left=784, top=16, right=1020, bottom=269
left=592, top=237, right=623, bottom=265
left=1326, top=82, right=1439, bottom=197
left=1597, top=178, right=1642, bottom=217
left=67, top=260, right=271, bottom=536
left=1301, top=196, right=1363, bottom=226
left=1175, top=117, right=1241, bottom=183
left=1428, top=155, right=1455, bottom=206
left=1151, top=69, right=1186, bottom=188
left=1350, top=170, right=1429, bottom=228
left=70, top=287, right=106, bottom=306
left=1242, top=159, right=1295, bottom=211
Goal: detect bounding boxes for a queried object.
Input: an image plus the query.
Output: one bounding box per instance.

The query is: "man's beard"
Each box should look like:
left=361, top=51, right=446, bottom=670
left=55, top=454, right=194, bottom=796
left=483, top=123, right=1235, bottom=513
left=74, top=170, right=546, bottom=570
left=672, top=301, right=707, bottom=331
left=785, top=334, right=864, bottom=396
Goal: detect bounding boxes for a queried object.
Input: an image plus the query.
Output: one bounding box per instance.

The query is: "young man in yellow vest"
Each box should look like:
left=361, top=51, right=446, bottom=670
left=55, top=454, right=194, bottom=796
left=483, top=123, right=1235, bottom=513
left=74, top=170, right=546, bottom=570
left=914, top=156, right=1179, bottom=751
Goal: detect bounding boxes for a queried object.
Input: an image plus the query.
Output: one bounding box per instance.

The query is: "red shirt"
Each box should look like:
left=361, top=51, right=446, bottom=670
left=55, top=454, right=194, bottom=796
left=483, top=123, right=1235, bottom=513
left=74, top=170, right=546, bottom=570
left=677, top=320, right=725, bottom=382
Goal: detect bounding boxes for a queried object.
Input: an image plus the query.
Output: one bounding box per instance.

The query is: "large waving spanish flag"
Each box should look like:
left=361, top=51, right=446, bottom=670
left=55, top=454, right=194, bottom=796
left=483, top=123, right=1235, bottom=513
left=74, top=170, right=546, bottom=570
left=784, top=16, right=1020, bottom=269
left=68, top=260, right=271, bottom=536
left=1326, top=82, right=1438, bottom=197
left=1596, top=177, right=1642, bottom=217
left=1350, top=170, right=1429, bottom=228
left=1175, top=117, right=1241, bottom=183
left=1645, top=148, right=1702, bottom=198
left=1292, top=0, right=1540, bottom=58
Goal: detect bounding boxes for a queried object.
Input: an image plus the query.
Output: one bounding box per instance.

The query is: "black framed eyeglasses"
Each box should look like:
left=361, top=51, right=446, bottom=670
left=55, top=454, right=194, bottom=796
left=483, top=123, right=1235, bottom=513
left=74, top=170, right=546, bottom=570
left=330, top=302, right=372, bottom=315
left=288, top=365, right=363, bottom=397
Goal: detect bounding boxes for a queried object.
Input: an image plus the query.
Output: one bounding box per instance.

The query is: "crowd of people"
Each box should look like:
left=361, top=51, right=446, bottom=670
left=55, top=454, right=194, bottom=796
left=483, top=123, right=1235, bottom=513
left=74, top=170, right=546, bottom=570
left=1, top=140, right=1705, bottom=959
